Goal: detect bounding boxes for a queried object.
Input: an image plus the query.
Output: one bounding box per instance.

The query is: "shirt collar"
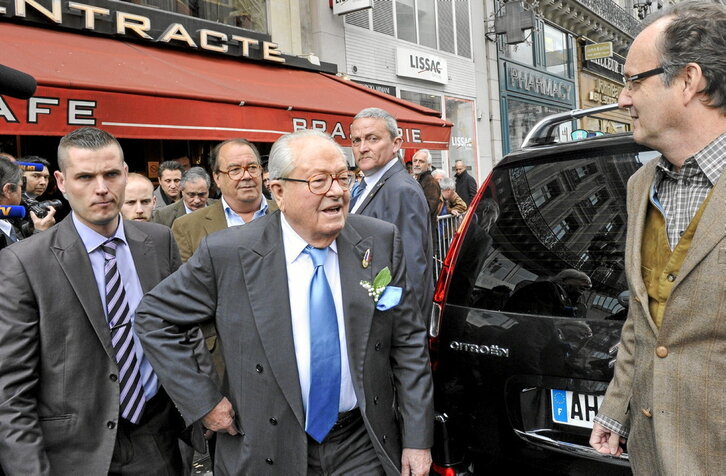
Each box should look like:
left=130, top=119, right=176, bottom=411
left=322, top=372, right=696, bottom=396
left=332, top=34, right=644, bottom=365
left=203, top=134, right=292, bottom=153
left=361, top=157, right=398, bottom=186
left=280, top=213, right=337, bottom=266
left=72, top=212, right=127, bottom=253
left=0, top=219, right=12, bottom=236
left=221, top=195, right=268, bottom=222
left=656, top=132, right=726, bottom=186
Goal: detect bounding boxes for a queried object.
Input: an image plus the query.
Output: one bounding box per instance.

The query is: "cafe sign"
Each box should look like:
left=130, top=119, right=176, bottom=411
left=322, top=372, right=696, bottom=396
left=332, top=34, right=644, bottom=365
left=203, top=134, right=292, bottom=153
left=0, top=0, right=292, bottom=66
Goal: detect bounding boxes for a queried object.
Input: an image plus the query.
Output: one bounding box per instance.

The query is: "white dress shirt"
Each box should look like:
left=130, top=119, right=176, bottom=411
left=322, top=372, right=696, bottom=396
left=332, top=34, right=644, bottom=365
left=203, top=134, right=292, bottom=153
left=350, top=157, right=399, bottom=214
left=280, top=214, right=357, bottom=413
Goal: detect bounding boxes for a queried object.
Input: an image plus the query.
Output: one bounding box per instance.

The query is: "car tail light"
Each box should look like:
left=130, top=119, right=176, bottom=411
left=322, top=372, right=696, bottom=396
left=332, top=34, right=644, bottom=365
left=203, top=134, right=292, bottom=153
left=431, top=463, right=457, bottom=476
left=429, top=174, right=492, bottom=346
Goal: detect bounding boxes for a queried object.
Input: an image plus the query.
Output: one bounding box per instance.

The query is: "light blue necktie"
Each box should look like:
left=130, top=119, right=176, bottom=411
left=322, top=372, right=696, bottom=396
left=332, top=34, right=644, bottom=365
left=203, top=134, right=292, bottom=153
left=348, top=178, right=367, bottom=211
left=303, top=245, right=341, bottom=443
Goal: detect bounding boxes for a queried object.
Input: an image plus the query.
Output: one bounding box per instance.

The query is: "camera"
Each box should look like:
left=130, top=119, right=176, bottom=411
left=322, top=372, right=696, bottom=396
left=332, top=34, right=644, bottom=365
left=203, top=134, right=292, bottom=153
left=23, top=195, right=62, bottom=219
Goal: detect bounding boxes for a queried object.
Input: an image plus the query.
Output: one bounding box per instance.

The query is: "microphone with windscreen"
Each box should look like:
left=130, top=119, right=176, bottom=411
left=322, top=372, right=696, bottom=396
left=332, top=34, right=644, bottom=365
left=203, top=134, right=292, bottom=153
left=0, top=64, right=37, bottom=100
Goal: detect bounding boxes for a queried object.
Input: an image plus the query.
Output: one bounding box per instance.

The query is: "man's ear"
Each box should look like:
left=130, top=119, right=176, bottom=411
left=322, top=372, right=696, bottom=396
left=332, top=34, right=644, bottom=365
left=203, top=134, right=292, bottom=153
left=54, top=170, right=66, bottom=194
left=270, top=181, right=284, bottom=211
left=1, top=182, right=12, bottom=199
left=682, top=62, right=706, bottom=105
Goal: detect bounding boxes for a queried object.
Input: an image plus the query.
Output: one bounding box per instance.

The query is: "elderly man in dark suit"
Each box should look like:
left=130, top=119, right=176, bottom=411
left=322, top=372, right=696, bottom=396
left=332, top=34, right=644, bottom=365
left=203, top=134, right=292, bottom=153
left=349, top=108, right=434, bottom=324
left=0, top=127, right=184, bottom=474
left=135, top=129, right=434, bottom=475
left=590, top=3, right=726, bottom=474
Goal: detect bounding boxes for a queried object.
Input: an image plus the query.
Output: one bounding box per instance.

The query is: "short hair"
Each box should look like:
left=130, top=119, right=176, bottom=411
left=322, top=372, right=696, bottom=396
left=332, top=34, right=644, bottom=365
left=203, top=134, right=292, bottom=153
left=269, top=129, right=345, bottom=180
left=20, top=156, right=51, bottom=170
left=415, top=149, right=432, bottom=164
left=0, top=152, right=15, bottom=162
left=455, top=160, right=466, bottom=167
left=645, top=1, right=726, bottom=114
left=181, top=166, right=211, bottom=190
left=57, top=127, right=123, bottom=172
left=439, top=177, right=456, bottom=191
left=157, top=160, right=184, bottom=178
left=0, top=156, right=23, bottom=197
left=431, top=169, right=447, bottom=180
left=126, top=172, right=154, bottom=189
left=353, top=108, right=400, bottom=139
left=209, top=139, right=261, bottom=173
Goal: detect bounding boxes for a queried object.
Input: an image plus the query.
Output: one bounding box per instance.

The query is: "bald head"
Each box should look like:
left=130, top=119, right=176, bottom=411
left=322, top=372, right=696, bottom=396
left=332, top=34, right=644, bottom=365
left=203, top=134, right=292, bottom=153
left=121, top=173, right=156, bottom=221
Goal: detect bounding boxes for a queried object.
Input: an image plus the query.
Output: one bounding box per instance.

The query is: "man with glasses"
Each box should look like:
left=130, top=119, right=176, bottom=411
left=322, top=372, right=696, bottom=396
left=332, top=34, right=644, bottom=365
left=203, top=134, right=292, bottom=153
left=171, top=139, right=276, bottom=263
left=135, top=129, right=434, bottom=475
left=590, top=3, right=726, bottom=474
left=153, top=167, right=216, bottom=228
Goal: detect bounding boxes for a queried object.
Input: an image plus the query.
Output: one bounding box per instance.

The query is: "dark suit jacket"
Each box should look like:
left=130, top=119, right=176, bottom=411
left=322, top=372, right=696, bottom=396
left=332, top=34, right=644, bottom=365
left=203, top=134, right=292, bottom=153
left=355, top=159, right=434, bottom=322
left=455, top=170, right=478, bottom=206
left=598, top=158, right=726, bottom=475
left=135, top=211, right=434, bottom=475
left=0, top=216, right=181, bottom=475
left=152, top=199, right=218, bottom=228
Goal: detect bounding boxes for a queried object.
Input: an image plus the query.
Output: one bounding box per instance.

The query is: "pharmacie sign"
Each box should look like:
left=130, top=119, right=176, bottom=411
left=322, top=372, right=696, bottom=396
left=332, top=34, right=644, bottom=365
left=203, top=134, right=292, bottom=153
left=396, top=46, right=448, bottom=84
left=0, top=0, right=288, bottom=65
left=504, top=63, right=574, bottom=105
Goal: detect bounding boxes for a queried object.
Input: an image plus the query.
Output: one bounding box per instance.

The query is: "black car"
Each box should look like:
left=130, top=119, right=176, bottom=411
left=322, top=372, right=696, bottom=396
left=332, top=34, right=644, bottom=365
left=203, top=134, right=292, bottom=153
left=430, top=105, right=659, bottom=475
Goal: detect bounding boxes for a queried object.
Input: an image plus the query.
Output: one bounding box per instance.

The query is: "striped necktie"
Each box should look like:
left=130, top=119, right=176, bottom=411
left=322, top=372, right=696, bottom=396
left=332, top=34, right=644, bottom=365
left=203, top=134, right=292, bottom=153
left=101, top=238, right=146, bottom=424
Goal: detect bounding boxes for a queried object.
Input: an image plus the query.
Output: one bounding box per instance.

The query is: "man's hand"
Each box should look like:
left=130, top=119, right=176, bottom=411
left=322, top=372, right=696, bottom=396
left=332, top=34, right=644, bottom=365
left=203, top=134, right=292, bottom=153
left=30, top=207, right=56, bottom=232
left=590, top=422, right=625, bottom=456
left=202, top=397, right=238, bottom=436
left=401, top=448, right=431, bottom=476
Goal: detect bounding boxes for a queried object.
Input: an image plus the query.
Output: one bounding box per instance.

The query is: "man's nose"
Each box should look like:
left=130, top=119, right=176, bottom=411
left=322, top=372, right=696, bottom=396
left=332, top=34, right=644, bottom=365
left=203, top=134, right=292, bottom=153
left=94, top=177, right=109, bottom=193
left=618, top=87, right=632, bottom=108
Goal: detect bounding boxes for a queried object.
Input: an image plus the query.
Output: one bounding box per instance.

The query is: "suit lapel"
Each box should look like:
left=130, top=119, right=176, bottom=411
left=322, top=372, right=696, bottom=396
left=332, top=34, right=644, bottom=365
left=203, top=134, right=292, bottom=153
left=336, top=223, right=376, bottom=404
left=239, top=213, right=305, bottom=428
left=124, top=221, right=158, bottom=293
left=51, top=217, right=117, bottom=361
left=205, top=201, right=227, bottom=235
left=676, top=172, right=726, bottom=284
left=356, top=160, right=404, bottom=214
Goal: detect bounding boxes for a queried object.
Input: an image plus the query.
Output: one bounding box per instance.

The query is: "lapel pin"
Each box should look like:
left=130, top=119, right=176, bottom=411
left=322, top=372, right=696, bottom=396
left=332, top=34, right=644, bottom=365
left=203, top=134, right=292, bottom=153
left=362, top=249, right=371, bottom=269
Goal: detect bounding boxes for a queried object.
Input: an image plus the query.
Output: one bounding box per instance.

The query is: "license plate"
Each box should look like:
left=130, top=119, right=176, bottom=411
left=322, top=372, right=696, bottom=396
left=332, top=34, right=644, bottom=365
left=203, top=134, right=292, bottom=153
left=551, top=389, right=604, bottom=428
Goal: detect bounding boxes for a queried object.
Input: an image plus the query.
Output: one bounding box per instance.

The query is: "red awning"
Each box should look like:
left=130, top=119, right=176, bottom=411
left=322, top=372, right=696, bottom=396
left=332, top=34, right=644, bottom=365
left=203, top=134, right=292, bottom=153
left=0, top=23, right=452, bottom=149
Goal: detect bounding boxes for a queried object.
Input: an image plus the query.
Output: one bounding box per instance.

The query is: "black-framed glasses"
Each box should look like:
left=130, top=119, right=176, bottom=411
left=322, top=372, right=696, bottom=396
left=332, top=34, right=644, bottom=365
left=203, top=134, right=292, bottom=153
left=622, top=67, right=664, bottom=91
left=217, top=163, right=261, bottom=180
left=277, top=172, right=355, bottom=195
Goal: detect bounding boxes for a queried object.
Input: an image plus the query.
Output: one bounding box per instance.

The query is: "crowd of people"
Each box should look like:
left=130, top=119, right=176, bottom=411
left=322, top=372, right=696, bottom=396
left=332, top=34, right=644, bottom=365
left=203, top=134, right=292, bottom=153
left=0, top=2, right=723, bottom=474
left=0, top=106, right=468, bottom=475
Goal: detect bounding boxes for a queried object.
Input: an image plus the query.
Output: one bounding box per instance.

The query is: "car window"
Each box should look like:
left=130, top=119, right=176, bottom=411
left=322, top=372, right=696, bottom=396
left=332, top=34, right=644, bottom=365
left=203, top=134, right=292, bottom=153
left=446, top=145, right=657, bottom=320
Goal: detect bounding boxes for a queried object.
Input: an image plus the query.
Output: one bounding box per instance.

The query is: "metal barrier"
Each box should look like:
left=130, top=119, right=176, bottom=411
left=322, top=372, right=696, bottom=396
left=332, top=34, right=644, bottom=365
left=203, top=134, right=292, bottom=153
left=434, top=214, right=464, bottom=281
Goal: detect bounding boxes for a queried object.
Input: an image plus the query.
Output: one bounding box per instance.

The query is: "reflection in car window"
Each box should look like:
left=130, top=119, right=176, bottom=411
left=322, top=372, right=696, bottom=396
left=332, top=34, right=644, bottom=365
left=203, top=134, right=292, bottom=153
left=447, top=148, right=646, bottom=320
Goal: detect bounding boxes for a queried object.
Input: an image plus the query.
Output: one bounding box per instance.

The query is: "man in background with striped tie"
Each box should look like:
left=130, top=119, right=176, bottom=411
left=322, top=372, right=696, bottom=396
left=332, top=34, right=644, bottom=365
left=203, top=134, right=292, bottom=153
left=0, top=127, right=186, bottom=475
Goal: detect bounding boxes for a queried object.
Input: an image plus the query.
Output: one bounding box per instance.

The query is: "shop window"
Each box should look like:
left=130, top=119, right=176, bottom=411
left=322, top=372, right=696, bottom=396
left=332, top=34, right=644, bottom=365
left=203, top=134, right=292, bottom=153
left=445, top=96, right=476, bottom=175
left=506, top=99, right=566, bottom=153
left=543, top=24, right=569, bottom=77
left=401, top=90, right=442, bottom=112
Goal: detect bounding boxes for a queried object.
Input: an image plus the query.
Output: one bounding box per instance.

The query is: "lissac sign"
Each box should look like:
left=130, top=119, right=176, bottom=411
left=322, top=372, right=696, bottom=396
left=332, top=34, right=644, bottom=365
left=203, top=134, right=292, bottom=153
left=0, top=0, right=285, bottom=64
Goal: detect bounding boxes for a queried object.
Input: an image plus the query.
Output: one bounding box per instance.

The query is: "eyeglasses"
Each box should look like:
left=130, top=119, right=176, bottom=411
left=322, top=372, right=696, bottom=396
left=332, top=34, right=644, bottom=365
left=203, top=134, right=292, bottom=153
left=217, top=163, right=261, bottom=180
left=277, top=172, right=355, bottom=195
left=622, top=66, right=664, bottom=90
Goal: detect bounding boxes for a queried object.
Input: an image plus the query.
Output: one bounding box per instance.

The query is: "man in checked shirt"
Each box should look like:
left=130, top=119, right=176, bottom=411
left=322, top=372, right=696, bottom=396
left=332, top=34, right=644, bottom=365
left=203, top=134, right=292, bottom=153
left=589, top=2, right=726, bottom=475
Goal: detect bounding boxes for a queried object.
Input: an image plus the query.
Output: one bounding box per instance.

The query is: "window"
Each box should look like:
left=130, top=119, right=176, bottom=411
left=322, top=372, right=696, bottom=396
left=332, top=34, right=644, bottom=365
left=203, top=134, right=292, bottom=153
left=346, top=0, right=471, bottom=57
left=533, top=180, right=561, bottom=207
left=396, top=0, right=417, bottom=42
left=506, top=99, right=566, bottom=153
left=128, top=0, right=268, bottom=33
left=543, top=24, right=569, bottom=77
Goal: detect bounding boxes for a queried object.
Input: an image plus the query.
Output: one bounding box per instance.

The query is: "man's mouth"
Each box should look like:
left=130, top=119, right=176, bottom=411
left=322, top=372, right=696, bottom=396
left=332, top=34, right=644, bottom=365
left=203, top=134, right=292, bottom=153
left=321, top=204, right=343, bottom=215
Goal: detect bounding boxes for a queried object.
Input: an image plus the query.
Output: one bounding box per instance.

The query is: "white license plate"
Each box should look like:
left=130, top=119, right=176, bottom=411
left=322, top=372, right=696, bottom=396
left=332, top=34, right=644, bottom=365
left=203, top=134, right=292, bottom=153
left=550, top=389, right=604, bottom=429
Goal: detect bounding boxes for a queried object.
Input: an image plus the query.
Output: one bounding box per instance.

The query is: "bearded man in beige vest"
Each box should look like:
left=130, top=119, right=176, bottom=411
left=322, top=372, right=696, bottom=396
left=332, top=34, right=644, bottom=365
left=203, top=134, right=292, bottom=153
left=589, top=3, right=726, bottom=474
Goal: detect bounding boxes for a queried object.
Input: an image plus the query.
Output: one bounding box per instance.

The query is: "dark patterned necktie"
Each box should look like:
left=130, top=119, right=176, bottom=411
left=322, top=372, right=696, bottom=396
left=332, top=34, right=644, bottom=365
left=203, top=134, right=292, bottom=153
left=348, top=178, right=367, bottom=211
left=101, top=238, right=146, bottom=423
left=303, top=245, right=341, bottom=443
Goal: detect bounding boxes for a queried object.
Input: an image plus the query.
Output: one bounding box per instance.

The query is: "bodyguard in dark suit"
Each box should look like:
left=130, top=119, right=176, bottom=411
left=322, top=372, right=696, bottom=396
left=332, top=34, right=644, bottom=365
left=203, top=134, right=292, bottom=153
left=0, top=128, right=183, bottom=475
left=135, top=130, right=434, bottom=475
left=454, top=160, right=478, bottom=206
left=349, top=108, right=434, bottom=323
